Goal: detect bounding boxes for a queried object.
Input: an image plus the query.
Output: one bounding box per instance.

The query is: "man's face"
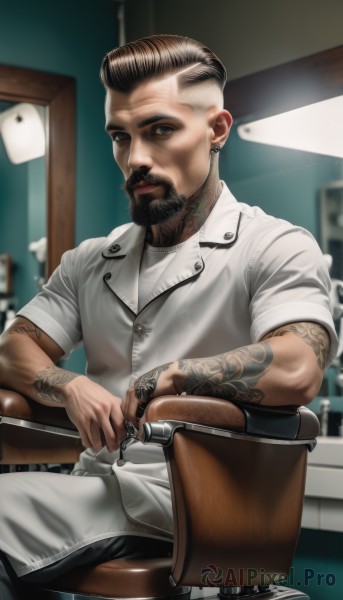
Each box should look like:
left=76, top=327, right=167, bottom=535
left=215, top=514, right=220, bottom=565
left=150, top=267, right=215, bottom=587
left=105, top=74, right=221, bottom=226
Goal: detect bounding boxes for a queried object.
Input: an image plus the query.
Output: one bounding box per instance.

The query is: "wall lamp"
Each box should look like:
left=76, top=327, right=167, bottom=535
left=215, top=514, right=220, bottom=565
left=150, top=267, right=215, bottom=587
left=237, top=95, right=343, bottom=159
left=0, top=102, right=46, bottom=164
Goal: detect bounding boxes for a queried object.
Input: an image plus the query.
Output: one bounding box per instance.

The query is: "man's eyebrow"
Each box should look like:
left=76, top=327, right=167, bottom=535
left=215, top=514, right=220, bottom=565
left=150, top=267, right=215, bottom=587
left=137, top=114, right=178, bottom=128
left=105, top=114, right=180, bottom=133
left=105, top=122, right=125, bottom=133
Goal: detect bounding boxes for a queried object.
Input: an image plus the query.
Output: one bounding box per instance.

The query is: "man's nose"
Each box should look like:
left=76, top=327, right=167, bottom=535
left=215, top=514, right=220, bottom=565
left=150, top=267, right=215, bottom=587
left=127, top=139, right=153, bottom=172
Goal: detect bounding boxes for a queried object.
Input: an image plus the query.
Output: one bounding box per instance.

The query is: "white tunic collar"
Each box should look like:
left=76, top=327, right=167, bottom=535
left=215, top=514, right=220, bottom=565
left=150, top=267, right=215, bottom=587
left=102, top=183, right=241, bottom=259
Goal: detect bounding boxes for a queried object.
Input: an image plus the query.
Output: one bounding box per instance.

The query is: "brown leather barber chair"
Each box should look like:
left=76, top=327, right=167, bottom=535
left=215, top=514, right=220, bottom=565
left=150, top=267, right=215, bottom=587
left=0, top=388, right=319, bottom=600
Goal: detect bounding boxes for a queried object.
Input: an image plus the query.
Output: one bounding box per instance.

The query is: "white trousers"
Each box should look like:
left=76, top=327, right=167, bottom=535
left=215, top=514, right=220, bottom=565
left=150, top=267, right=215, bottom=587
left=0, top=443, right=173, bottom=577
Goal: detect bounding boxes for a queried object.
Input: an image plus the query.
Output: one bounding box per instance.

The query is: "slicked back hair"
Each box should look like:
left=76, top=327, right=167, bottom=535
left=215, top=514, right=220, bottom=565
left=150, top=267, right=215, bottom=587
left=100, top=34, right=227, bottom=94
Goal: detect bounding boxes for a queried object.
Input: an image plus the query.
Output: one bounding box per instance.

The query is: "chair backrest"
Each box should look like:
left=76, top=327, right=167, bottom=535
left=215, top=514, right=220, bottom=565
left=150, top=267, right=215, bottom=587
left=142, top=396, right=319, bottom=588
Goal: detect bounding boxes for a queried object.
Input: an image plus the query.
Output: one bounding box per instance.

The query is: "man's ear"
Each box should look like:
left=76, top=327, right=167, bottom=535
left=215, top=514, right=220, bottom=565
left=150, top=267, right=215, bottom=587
left=210, top=109, right=233, bottom=147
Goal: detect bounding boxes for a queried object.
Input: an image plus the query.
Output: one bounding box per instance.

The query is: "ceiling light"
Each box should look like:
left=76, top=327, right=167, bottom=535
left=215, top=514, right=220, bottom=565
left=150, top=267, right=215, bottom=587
left=237, top=95, right=343, bottom=158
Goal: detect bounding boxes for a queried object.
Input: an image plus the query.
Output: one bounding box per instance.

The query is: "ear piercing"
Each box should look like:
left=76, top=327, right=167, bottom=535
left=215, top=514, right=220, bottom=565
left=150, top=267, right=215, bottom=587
left=211, top=144, right=221, bottom=153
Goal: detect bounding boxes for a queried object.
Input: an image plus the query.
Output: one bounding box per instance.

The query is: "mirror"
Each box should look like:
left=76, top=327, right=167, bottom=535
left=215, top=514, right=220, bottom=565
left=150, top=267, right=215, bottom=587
left=0, top=64, right=76, bottom=279
left=223, top=44, right=343, bottom=400
left=0, top=100, right=47, bottom=308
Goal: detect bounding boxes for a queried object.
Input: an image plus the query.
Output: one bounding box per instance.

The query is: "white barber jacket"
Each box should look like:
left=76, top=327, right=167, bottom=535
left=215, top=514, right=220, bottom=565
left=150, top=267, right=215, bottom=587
left=18, top=183, right=337, bottom=529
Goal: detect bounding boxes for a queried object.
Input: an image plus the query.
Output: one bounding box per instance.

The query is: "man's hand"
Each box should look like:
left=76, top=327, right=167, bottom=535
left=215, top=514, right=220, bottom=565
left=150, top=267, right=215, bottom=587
left=34, top=366, right=126, bottom=452
left=122, top=362, right=177, bottom=426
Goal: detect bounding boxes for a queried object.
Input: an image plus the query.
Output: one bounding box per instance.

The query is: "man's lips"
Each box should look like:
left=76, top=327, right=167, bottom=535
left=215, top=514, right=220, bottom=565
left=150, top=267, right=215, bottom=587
left=132, top=182, right=161, bottom=195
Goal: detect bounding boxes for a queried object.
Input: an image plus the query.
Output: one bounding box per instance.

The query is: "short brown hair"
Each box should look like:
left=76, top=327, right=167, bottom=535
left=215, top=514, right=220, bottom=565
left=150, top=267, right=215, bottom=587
left=100, top=34, right=226, bottom=93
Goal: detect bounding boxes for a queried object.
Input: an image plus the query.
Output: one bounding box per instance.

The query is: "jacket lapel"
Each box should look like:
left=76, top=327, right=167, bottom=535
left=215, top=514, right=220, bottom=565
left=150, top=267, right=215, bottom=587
left=102, top=226, right=205, bottom=315
left=101, top=184, right=241, bottom=315
left=102, top=225, right=145, bottom=316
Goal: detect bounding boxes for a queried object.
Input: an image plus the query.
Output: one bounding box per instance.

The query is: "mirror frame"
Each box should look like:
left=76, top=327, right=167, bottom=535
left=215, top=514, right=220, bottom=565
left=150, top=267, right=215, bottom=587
left=0, top=64, right=75, bottom=276
left=225, top=44, right=343, bottom=120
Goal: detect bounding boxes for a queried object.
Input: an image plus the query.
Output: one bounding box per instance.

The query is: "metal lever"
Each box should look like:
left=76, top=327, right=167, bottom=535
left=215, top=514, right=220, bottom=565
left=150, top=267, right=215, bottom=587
left=117, top=420, right=137, bottom=466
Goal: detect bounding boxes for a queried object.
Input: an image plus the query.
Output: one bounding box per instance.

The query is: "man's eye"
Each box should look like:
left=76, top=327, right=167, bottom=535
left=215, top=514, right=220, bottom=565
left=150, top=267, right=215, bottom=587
left=153, top=125, right=174, bottom=136
left=111, top=132, right=129, bottom=143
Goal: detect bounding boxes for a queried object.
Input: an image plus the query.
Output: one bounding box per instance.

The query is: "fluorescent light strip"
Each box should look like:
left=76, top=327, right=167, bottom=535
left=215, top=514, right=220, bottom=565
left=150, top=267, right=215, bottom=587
left=237, top=95, right=343, bottom=159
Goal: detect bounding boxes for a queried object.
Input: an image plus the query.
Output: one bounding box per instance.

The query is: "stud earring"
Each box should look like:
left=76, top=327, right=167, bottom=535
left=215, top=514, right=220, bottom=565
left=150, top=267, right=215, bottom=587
left=211, top=144, right=221, bottom=153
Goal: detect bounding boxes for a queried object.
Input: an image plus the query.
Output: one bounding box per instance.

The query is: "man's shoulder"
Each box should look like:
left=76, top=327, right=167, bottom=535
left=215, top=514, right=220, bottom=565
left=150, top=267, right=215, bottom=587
left=219, top=183, right=301, bottom=235
left=75, top=222, right=134, bottom=254
left=59, top=222, right=135, bottom=273
left=217, top=185, right=319, bottom=259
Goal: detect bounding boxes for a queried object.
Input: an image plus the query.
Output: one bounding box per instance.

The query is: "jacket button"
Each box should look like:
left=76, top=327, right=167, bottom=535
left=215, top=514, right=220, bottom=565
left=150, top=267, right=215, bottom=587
left=109, top=244, right=121, bottom=253
left=104, top=272, right=112, bottom=281
left=134, top=324, right=145, bottom=335
left=224, top=232, right=234, bottom=240
left=194, top=261, right=202, bottom=271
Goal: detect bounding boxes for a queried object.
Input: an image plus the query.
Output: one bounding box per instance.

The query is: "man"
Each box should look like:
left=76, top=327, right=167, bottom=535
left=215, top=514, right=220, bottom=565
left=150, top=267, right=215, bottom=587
left=0, top=34, right=337, bottom=598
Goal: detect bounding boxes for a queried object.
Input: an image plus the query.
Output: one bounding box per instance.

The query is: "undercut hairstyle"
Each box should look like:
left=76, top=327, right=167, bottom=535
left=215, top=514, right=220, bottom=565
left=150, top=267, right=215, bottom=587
left=100, top=34, right=227, bottom=94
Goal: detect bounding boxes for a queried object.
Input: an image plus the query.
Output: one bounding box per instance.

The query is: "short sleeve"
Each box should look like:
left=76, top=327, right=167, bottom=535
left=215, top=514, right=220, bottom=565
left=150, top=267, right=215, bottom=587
left=18, top=246, right=83, bottom=356
left=248, top=222, right=338, bottom=365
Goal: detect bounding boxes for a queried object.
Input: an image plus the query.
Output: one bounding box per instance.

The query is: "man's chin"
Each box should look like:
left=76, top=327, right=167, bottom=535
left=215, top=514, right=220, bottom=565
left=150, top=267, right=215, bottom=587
left=129, top=191, right=186, bottom=227
left=137, top=193, right=163, bottom=204
left=131, top=212, right=175, bottom=227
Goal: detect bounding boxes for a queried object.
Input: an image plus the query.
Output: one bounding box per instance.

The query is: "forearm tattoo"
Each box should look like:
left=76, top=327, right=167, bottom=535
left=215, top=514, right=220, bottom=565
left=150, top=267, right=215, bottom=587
left=34, top=365, right=79, bottom=404
left=263, top=322, right=330, bottom=369
left=134, top=363, right=171, bottom=405
left=178, top=342, right=273, bottom=404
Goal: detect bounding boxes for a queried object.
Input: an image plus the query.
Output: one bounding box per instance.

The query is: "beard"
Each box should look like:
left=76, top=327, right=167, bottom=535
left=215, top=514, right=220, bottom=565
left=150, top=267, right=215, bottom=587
left=123, top=168, right=186, bottom=227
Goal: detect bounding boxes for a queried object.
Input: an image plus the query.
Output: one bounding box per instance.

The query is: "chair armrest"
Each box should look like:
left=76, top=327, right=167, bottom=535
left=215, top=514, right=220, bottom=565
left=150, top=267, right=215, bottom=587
left=140, top=395, right=320, bottom=443
left=0, top=389, right=82, bottom=465
left=0, top=388, right=77, bottom=430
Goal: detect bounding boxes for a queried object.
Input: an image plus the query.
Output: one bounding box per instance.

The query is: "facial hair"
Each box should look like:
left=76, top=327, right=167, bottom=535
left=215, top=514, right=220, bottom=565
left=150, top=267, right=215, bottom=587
left=123, top=167, right=186, bottom=227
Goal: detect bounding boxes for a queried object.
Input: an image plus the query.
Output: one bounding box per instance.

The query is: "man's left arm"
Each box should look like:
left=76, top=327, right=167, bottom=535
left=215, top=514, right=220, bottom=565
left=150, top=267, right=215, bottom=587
left=122, top=321, right=330, bottom=425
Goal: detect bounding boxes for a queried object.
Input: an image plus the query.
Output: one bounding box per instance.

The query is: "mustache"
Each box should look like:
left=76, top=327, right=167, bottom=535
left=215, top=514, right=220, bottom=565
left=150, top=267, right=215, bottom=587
left=123, top=168, right=174, bottom=193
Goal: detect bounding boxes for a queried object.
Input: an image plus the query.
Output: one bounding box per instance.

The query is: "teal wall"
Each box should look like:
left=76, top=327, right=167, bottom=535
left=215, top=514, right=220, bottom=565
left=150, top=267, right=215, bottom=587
left=0, top=0, right=127, bottom=242
left=222, top=126, right=343, bottom=239
left=0, top=0, right=128, bottom=370
left=287, top=529, right=343, bottom=599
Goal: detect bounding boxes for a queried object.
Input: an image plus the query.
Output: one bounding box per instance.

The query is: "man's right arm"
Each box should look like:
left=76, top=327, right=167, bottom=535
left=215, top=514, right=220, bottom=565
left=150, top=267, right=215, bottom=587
left=0, top=316, right=126, bottom=452
left=0, top=316, right=67, bottom=400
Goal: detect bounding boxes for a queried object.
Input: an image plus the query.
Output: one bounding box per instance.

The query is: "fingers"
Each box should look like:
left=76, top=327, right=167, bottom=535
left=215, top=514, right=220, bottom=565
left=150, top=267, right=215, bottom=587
left=82, top=418, right=122, bottom=453
left=111, top=410, right=127, bottom=444
left=122, top=386, right=145, bottom=428
left=89, top=421, right=105, bottom=453
left=78, top=427, right=93, bottom=451
left=88, top=408, right=126, bottom=453
left=68, top=397, right=126, bottom=453
left=75, top=418, right=108, bottom=453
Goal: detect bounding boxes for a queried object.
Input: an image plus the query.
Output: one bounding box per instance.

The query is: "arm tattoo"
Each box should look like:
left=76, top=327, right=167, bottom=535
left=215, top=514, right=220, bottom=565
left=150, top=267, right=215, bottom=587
left=134, top=363, right=171, bottom=405
left=34, top=365, right=79, bottom=405
left=178, top=342, right=273, bottom=404
left=263, top=322, right=330, bottom=369
left=7, top=321, right=41, bottom=341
